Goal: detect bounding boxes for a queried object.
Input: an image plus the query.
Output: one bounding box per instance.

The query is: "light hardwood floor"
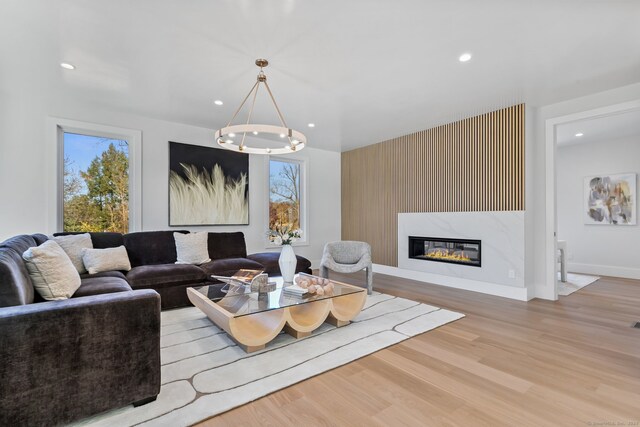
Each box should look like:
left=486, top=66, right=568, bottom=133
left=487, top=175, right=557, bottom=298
left=198, top=272, right=640, bottom=426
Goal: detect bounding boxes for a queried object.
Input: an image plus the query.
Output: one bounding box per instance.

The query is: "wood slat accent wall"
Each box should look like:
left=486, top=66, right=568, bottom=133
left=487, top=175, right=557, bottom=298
left=341, top=104, right=525, bottom=267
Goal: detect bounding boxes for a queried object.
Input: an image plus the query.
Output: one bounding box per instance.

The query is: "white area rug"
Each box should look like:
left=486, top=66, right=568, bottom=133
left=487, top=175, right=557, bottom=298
left=557, top=272, right=600, bottom=296
left=75, top=292, right=464, bottom=427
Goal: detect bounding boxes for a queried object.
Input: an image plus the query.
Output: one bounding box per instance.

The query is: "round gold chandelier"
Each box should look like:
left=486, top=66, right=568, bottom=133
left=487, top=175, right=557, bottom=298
left=215, top=59, right=306, bottom=155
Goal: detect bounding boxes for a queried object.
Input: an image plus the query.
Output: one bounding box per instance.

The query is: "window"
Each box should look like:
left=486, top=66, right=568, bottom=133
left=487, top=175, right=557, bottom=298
left=50, top=118, right=141, bottom=234
left=268, top=157, right=307, bottom=242
left=63, top=133, right=130, bottom=233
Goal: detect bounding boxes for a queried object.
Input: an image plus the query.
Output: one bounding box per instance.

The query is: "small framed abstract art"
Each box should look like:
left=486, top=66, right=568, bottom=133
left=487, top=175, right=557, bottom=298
left=169, top=141, right=249, bottom=226
left=584, top=172, right=636, bottom=225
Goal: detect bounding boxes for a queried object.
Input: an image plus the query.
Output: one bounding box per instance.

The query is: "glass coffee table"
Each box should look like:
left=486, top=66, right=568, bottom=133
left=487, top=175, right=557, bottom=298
left=187, top=273, right=367, bottom=353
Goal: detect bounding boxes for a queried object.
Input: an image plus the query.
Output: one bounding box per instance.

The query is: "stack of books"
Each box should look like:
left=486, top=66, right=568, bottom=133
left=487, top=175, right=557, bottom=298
left=282, top=284, right=309, bottom=297
left=211, top=269, right=265, bottom=294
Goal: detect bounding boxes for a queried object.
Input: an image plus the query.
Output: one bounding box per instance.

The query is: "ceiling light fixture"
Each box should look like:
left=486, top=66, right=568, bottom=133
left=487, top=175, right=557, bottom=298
left=308, top=123, right=315, bottom=128
left=215, top=59, right=306, bottom=155
left=60, top=62, right=75, bottom=70
left=575, top=132, right=584, bottom=137
left=458, top=53, right=472, bottom=62
left=214, top=100, right=224, bottom=106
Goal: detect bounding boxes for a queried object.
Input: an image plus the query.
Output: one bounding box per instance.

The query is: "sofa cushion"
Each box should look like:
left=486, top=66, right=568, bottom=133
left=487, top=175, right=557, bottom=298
left=52, top=233, right=93, bottom=274
left=247, top=252, right=312, bottom=276
left=0, top=248, right=34, bottom=307
left=80, top=270, right=127, bottom=280
left=22, top=240, right=81, bottom=300
left=53, top=232, right=124, bottom=249
left=123, top=231, right=188, bottom=267
left=73, top=276, right=132, bottom=298
left=0, top=235, right=37, bottom=256
left=126, top=264, right=206, bottom=289
left=200, top=257, right=265, bottom=278
left=207, top=232, right=247, bottom=260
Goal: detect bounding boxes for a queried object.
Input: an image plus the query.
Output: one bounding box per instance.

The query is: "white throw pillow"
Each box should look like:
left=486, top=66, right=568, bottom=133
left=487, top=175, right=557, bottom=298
left=174, top=232, right=211, bottom=265
left=52, top=233, right=93, bottom=274
left=22, top=240, right=81, bottom=300
left=82, top=246, right=132, bottom=275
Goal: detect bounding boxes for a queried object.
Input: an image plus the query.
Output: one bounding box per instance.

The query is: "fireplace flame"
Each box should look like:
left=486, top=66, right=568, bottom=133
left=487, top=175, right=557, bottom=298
left=420, top=249, right=472, bottom=263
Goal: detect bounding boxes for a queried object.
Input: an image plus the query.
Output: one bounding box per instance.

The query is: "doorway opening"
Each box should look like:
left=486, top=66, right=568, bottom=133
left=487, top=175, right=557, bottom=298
left=545, top=101, right=640, bottom=299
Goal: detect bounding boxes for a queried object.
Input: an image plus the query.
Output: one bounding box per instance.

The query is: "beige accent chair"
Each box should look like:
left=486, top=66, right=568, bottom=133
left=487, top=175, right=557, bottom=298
left=319, top=241, right=373, bottom=294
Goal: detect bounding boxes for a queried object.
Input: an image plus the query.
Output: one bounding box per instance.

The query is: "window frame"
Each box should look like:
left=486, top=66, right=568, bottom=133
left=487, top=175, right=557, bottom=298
left=264, top=155, right=309, bottom=248
left=48, top=118, right=142, bottom=233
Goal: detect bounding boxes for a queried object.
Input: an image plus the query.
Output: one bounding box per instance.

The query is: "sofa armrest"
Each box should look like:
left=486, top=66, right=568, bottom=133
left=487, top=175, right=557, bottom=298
left=0, top=290, right=161, bottom=426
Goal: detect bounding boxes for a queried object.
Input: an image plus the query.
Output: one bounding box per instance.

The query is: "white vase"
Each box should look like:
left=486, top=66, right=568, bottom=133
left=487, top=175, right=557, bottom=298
left=279, top=244, right=297, bottom=283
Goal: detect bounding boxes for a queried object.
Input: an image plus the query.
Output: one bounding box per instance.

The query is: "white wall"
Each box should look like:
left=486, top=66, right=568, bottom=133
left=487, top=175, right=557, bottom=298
left=528, top=82, right=640, bottom=299
left=0, top=91, right=341, bottom=267
left=557, top=136, right=640, bottom=278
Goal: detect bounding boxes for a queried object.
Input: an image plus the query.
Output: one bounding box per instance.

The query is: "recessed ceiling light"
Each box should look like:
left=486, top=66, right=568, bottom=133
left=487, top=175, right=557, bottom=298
left=308, top=123, right=315, bottom=128
left=279, top=133, right=285, bottom=138
left=228, top=133, right=235, bottom=137
left=575, top=133, right=584, bottom=137
left=214, top=100, right=224, bottom=106
left=252, top=131, right=258, bottom=135
left=458, top=53, right=472, bottom=63
left=60, top=62, right=75, bottom=70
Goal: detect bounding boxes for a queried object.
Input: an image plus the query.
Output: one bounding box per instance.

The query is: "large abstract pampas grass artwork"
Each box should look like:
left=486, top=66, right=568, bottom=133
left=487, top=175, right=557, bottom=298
left=170, top=163, right=248, bottom=225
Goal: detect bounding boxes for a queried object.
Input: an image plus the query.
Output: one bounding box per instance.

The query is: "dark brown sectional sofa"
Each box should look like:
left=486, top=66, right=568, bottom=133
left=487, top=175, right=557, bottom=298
left=54, top=230, right=312, bottom=309
left=0, top=230, right=311, bottom=426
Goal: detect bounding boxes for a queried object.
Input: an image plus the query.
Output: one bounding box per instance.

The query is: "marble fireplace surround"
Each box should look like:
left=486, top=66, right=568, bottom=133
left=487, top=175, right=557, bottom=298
left=374, top=211, right=528, bottom=301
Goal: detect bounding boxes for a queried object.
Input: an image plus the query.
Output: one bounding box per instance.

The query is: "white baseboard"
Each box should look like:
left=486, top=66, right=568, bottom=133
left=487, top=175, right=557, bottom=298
left=567, top=262, right=640, bottom=280
left=373, top=264, right=531, bottom=301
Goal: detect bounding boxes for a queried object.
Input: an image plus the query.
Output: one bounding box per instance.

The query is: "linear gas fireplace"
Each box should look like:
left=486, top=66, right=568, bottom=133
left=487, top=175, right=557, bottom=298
left=408, top=236, right=481, bottom=267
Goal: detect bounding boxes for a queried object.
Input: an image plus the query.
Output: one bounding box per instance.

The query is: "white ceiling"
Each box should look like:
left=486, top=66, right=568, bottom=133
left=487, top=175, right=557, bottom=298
left=557, top=108, right=640, bottom=147
left=1, top=0, right=639, bottom=152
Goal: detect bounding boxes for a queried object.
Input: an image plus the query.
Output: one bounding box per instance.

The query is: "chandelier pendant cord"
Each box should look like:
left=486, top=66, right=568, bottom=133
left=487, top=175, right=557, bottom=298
left=239, top=82, right=261, bottom=150
left=263, top=80, right=294, bottom=146
left=227, top=74, right=293, bottom=147
left=226, top=80, right=259, bottom=128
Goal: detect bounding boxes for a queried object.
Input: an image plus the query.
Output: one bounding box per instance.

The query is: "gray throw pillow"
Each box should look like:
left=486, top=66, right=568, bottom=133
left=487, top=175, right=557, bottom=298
left=174, top=232, right=211, bottom=265
left=82, top=246, right=132, bottom=275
